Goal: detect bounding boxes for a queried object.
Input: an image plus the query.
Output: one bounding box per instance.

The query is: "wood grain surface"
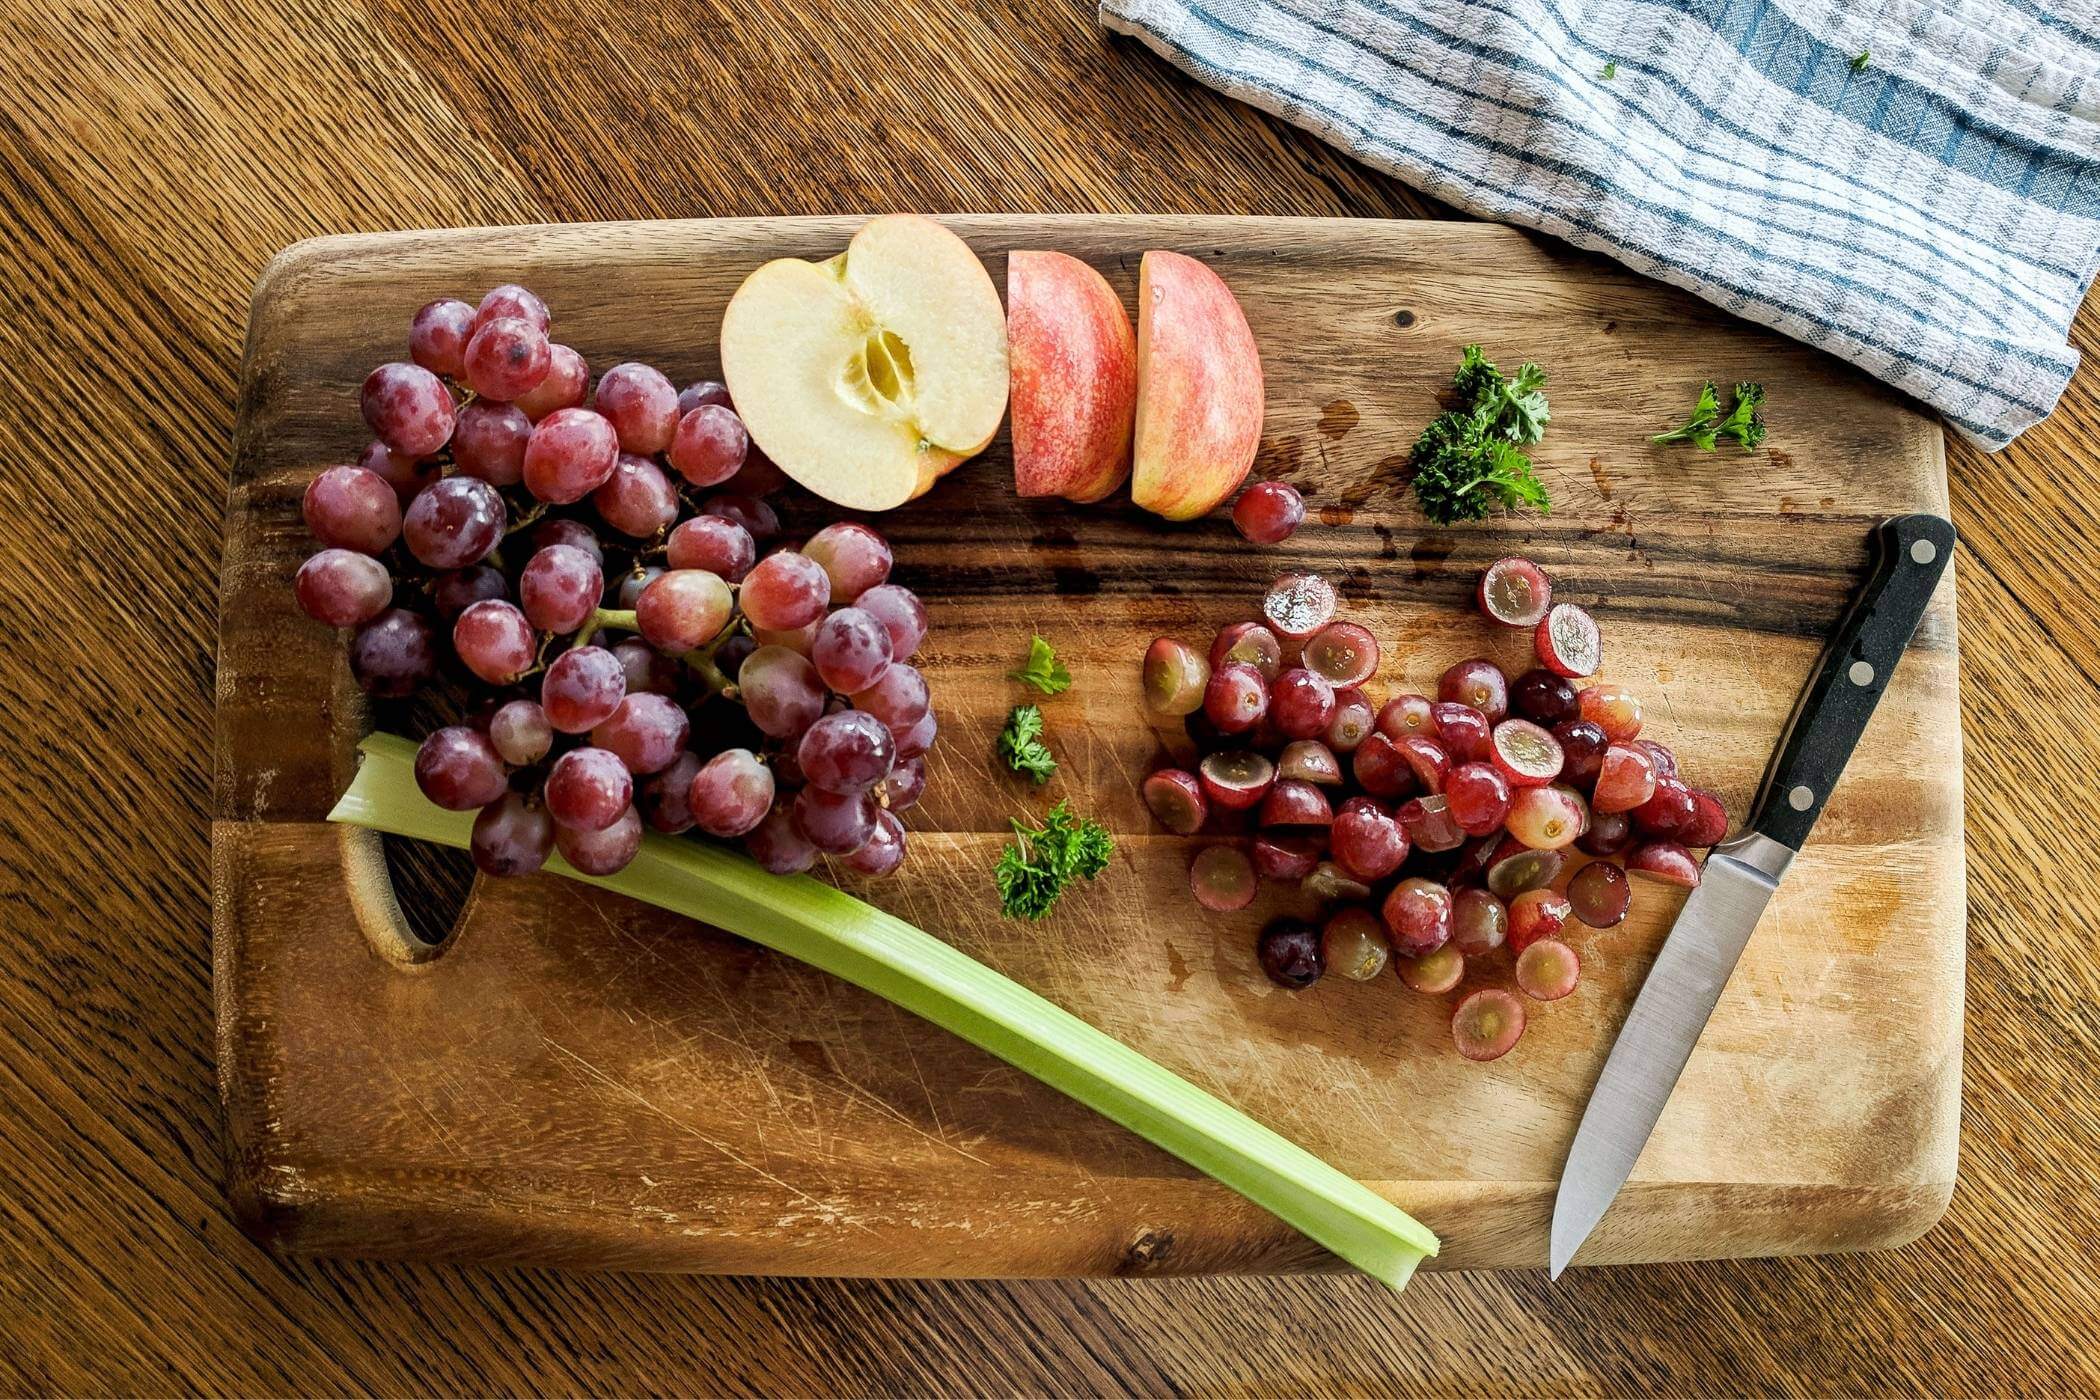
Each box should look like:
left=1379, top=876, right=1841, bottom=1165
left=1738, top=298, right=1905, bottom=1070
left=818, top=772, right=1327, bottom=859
left=216, top=215, right=1962, bottom=1279
left=3, top=0, right=2096, bottom=1394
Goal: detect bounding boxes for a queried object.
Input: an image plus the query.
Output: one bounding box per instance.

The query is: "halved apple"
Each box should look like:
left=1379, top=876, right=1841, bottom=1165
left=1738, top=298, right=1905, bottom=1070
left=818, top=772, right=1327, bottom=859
left=720, top=214, right=1008, bottom=511
left=1008, top=250, right=1136, bottom=502
left=1131, top=250, right=1265, bottom=521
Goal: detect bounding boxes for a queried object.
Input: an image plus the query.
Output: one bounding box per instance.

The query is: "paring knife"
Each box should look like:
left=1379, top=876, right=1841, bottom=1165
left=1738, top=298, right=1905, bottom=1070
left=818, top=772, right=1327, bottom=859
left=1549, top=512, right=1957, bottom=1279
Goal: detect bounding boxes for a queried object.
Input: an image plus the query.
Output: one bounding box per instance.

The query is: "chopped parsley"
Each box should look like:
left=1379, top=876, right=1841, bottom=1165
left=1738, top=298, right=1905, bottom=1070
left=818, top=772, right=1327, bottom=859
left=995, top=801, right=1114, bottom=920
left=1602, top=61, right=1617, bottom=79
left=1007, top=634, right=1071, bottom=695
left=1851, top=50, right=1870, bottom=72
left=1653, top=380, right=1767, bottom=451
left=998, top=704, right=1057, bottom=785
left=1409, top=344, right=1553, bottom=524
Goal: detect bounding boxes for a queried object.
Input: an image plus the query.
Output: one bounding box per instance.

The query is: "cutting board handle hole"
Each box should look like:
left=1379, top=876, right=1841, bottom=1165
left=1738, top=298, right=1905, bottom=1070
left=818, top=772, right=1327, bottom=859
left=339, top=826, right=474, bottom=967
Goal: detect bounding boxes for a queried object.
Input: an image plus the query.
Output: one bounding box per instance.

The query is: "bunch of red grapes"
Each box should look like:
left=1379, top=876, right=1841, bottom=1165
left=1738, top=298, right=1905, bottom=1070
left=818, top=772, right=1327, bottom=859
left=1140, top=556, right=1727, bottom=1061
left=292, top=284, right=934, bottom=881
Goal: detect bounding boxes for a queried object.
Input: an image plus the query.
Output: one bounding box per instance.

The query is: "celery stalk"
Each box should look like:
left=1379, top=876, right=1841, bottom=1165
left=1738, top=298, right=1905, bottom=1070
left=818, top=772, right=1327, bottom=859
left=330, top=732, right=1438, bottom=1289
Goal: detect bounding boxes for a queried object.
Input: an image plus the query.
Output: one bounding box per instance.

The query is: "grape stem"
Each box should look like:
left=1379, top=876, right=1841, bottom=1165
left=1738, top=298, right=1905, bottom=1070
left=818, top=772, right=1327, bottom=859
left=504, top=500, right=550, bottom=536
left=572, top=607, right=638, bottom=650
left=683, top=629, right=737, bottom=697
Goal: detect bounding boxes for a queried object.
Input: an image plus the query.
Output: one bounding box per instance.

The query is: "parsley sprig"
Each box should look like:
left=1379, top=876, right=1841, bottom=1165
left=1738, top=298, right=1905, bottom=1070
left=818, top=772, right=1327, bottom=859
left=1410, top=345, right=1553, bottom=525
left=995, top=801, right=1114, bottom=920
left=1653, top=380, right=1767, bottom=451
left=998, top=704, right=1057, bottom=785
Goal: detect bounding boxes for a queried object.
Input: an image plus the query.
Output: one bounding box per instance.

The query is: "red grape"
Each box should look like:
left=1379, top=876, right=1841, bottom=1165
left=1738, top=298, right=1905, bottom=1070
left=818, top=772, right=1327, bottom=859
left=746, top=804, right=818, bottom=874
left=1478, top=556, right=1552, bottom=627
left=432, top=566, right=508, bottom=619
left=740, top=645, right=826, bottom=738
left=349, top=608, right=435, bottom=696
left=358, top=439, right=439, bottom=503
left=1396, top=945, right=1465, bottom=995
left=1553, top=718, right=1610, bottom=788
left=1507, top=888, right=1571, bottom=953
left=668, top=405, right=750, bottom=487
left=798, top=710, right=896, bottom=794
left=741, top=551, right=831, bottom=631
left=892, top=708, right=938, bottom=759
left=1256, top=918, right=1323, bottom=986
left=1445, top=761, right=1513, bottom=835
left=1535, top=603, right=1601, bottom=678
left=594, top=362, right=679, bottom=454
left=1330, top=806, right=1407, bottom=880
left=451, top=400, right=532, bottom=486
left=523, top=407, right=620, bottom=504
left=636, top=569, right=733, bottom=653
left=545, top=746, right=632, bottom=832
left=1143, top=637, right=1210, bottom=715
left=1252, top=833, right=1322, bottom=881
left=1209, top=621, right=1283, bottom=680
left=1632, top=775, right=1697, bottom=836
left=463, top=315, right=551, bottom=401
left=520, top=544, right=603, bottom=633
left=451, top=599, right=535, bottom=684
left=688, top=748, right=775, bottom=837
left=1578, top=684, right=1643, bottom=741
left=1203, top=662, right=1269, bottom=734
left=1452, top=989, right=1526, bottom=1061
left=844, top=809, right=908, bottom=877
left=592, top=692, right=690, bottom=775
left=640, top=752, right=703, bottom=834
left=1325, top=689, right=1375, bottom=753
left=1270, top=667, right=1335, bottom=740
left=667, top=515, right=756, bottom=582
left=295, top=549, right=392, bottom=627
left=1377, top=694, right=1434, bottom=740
left=1277, top=739, right=1342, bottom=786
left=1450, top=886, right=1508, bottom=955
left=1515, top=939, right=1580, bottom=1001
left=302, top=464, right=401, bottom=553
left=679, top=379, right=733, bottom=414
left=1198, top=750, right=1275, bottom=811
left=471, top=792, right=555, bottom=876
left=1431, top=702, right=1492, bottom=761
left=793, top=786, right=877, bottom=854
left=1438, top=657, right=1509, bottom=722
left=856, top=584, right=927, bottom=660
left=1511, top=668, right=1579, bottom=726
left=488, top=699, right=552, bottom=766
left=1262, top=571, right=1336, bottom=640
left=473, top=283, right=549, bottom=333
left=1397, top=794, right=1464, bottom=852
left=542, top=645, right=627, bottom=733
left=803, top=522, right=893, bottom=601
left=1257, top=778, right=1332, bottom=828
left=402, top=476, right=503, bottom=569
left=1190, top=845, right=1256, bottom=913
left=617, top=566, right=662, bottom=608
left=408, top=298, right=475, bottom=378
left=1398, top=734, right=1452, bottom=793
left=594, top=453, right=680, bottom=538
left=1144, top=768, right=1208, bottom=834
left=414, top=726, right=510, bottom=811
left=514, top=343, right=588, bottom=420
left=1680, top=789, right=1728, bottom=847
left=811, top=608, right=894, bottom=694
left=360, top=362, right=454, bottom=456
left=1627, top=841, right=1701, bottom=887
left=534, top=516, right=604, bottom=564
left=852, top=662, right=929, bottom=736
left=613, top=638, right=679, bottom=696
left=555, top=803, right=643, bottom=876
left=885, top=755, right=927, bottom=812
left=1577, top=809, right=1634, bottom=856
left=1322, top=907, right=1390, bottom=981
left=1592, top=743, right=1659, bottom=813
left=702, top=494, right=779, bottom=542
left=1352, top=733, right=1415, bottom=798
left=1506, top=785, right=1586, bottom=850
left=1567, top=860, right=1631, bottom=928
left=1487, top=843, right=1565, bottom=899
left=1232, top=481, right=1305, bottom=543
left=1382, top=877, right=1454, bottom=956
left=1302, top=622, right=1377, bottom=688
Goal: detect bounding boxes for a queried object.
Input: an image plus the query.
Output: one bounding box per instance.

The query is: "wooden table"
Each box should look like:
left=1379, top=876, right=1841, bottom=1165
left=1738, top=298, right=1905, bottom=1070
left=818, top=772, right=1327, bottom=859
left=3, top=0, right=2094, bottom=1393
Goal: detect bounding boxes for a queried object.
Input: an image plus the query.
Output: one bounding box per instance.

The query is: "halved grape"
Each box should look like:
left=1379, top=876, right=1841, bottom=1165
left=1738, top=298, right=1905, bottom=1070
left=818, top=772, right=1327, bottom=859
left=1449, top=835, right=1501, bottom=888
left=1505, top=785, right=1586, bottom=850
left=1578, top=684, right=1643, bottom=741
left=1478, top=556, right=1552, bottom=627
left=1515, top=939, right=1580, bottom=1001
left=295, top=549, right=392, bottom=628
left=1399, top=735, right=1451, bottom=793
left=1191, top=845, right=1257, bottom=912
left=1680, top=789, right=1729, bottom=847
left=1627, top=840, right=1701, bottom=887
left=1352, top=733, right=1415, bottom=799
left=452, top=600, right=535, bottom=685
left=1322, top=907, right=1390, bottom=981
left=1577, top=809, right=1634, bottom=856
left=1198, top=750, right=1275, bottom=812
left=1302, top=622, right=1377, bottom=688
left=1592, top=743, right=1659, bottom=814
left=1208, top=621, right=1283, bottom=680
left=1566, top=859, right=1632, bottom=928
left=1382, top=877, right=1454, bottom=956
left=1508, top=888, right=1572, bottom=953
left=1431, top=702, right=1492, bottom=762
left=1256, top=917, right=1323, bottom=987
left=592, top=693, right=690, bottom=775
left=1302, top=861, right=1373, bottom=903
left=1635, top=739, right=1678, bottom=778
left=1535, top=603, right=1601, bottom=678
left=1262, top=572, right=1337, bottom=640
left=544, top=747, right=632, bottom=832
left=1397, top=794, right=1464, bottom=852
left=542, top=645, right=627, bottom=733
left=1396, top=944, right=1465, bottom=994
left=414, top=727, right=511, bottom=811
left=1451, top=988, right=1526, bottom=1061
left=1233, top=481, right=1305, bottom=544
left=1438, top=658, right=1509, bottom=722
left=1377, top=694, right=1435, bottom=740
left=471, top=792, right=554, bottom=876
left=1450, top=886, right=1507, bottom=956
left=803, top=522, right=893, bottom=601
left=1491, top=719, right=1564, bottom=788
left=1270, top=667, right=1336, bottom=740
left=520, top=544, right=604, bottom=634
left=1258, top=778, right=1332, bottom=828
left=1143, top=637, right=1210, bottom=716
left=1487, top=843, right=1565, bottom=899
left=555, top=803, right=643, bottom=876
left=1203, top=662, right=1269, bottom=734
left=1325, top=690, right=1375, bottom=752
left=1444, top=761, right=1512, bottom=836
left=1511, top=668, right=1579, bottom=726
left=302, top=464, right=401, bottom=554
left=1252, top=833, right=1323, bottom=882
left=1277, top=739, right=1343, bottom=786
left=1553, top=718, right=1610, bottom=788
left=1632, top=775, right=1697, bottom=837
left=1143, top=768, right=1208, bottom=834
left=688, top=748, right=775, bottom=837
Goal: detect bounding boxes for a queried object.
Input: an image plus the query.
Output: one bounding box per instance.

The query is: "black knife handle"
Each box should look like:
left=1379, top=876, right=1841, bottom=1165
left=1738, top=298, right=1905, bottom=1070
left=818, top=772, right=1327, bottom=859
left=1751, top=514, right=1956, bottom=850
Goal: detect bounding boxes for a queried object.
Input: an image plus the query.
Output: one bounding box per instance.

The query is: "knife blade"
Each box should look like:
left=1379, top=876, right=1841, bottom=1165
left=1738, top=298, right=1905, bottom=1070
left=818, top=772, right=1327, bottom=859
left=1549, top=513, right=1957, bottom=1279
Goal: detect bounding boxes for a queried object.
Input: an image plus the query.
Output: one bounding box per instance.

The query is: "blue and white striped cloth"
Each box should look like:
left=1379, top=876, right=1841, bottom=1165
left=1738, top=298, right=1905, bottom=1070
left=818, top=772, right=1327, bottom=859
left=1100, top=0, right=2100, bottom=447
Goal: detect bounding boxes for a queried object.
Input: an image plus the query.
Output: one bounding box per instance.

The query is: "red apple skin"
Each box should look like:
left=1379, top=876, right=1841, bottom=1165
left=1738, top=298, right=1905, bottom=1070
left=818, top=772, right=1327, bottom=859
left=1008, top=251, right=1136, bottom=503
left=1131, top=250, right=1265, bottom=521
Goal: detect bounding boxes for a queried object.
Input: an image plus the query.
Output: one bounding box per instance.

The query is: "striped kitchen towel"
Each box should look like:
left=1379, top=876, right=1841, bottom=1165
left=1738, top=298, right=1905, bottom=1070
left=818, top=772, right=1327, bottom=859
left=1100, top=0, right=2100, bottom=448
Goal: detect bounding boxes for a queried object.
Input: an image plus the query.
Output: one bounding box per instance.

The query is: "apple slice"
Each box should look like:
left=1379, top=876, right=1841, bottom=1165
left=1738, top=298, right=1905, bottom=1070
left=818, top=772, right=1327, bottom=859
left=720, top=214, right=1008, bottom=511
left=1131, top=251, right=1264, bottom=520
left=1008, top=250, right=1136, bottom=502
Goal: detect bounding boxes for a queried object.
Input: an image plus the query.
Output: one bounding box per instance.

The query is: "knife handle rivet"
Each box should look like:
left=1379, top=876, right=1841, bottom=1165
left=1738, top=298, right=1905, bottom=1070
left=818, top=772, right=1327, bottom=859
left=1788, top=785, right=1815, bottom=811
left=1910, top=539, right=1937, bottom=565
left=1847, top=660, right=1875, bottom=686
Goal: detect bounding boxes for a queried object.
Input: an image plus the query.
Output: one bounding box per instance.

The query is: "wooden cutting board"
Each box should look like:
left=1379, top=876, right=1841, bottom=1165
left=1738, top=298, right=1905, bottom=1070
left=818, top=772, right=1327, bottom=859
left=214, top=215, right=1962, bottom=1277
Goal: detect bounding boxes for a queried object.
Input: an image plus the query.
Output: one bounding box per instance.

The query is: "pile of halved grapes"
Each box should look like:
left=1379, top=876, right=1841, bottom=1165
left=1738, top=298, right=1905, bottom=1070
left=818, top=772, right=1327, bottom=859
left=293, top=284, right=933, bottom=880
left=1140, top=556, right=1727, bottom=1061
